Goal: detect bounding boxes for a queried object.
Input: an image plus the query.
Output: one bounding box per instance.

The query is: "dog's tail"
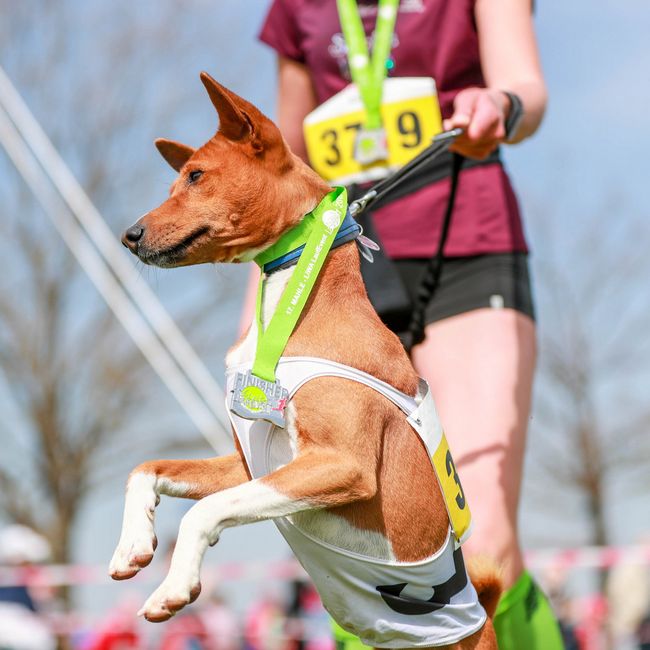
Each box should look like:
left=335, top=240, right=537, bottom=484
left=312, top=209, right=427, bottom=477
left=467, top=556, right=503, bottom=619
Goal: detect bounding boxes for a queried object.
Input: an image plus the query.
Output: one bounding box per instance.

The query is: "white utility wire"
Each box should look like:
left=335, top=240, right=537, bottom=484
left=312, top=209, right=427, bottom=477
left=0, top=103, right=229, bottom=453
left=0, top=65, right=230, bottom=432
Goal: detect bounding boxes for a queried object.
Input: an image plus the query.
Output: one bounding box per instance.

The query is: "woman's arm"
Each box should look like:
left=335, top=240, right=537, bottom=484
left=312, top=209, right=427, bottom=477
left=276, top=55, right=319, bottom=161
left=444, top=0, right=547, bottom=158
left=476, top=0, right=547, bottom=141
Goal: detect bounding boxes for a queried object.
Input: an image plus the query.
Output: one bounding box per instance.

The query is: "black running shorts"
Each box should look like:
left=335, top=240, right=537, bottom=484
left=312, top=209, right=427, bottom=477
left=393, top=252, right=536, bottom=327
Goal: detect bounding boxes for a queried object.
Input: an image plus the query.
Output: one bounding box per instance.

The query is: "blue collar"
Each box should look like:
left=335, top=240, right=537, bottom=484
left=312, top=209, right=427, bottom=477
left=261, top=209, right=362, bottom=274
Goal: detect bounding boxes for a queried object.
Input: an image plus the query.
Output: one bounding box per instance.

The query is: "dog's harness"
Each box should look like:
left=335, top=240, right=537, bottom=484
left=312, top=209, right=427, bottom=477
left=259, top=209, right=365, bottom=273
left=225, top=357, right=485, bottom=648
left=227, top=186, right=484, bottom=645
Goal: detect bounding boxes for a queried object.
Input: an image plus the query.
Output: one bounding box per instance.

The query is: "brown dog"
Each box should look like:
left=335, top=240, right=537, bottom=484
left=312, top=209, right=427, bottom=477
left=113, top=72, right=500, bottom=650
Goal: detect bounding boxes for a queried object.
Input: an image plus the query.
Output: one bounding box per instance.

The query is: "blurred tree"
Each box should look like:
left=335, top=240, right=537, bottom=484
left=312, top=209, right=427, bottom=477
left=525, top=204, right=650, bottom=562
left=0, top=220, right=145, bottom=562
left=0, top=0, right=250, bottom=571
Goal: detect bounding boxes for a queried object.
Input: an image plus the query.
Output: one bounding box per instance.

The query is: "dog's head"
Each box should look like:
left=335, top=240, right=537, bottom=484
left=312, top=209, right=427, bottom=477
left=122, top=72, right=326, bottom=267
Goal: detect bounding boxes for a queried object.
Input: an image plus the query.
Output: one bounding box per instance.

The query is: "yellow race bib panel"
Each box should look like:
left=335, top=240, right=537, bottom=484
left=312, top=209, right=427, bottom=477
left=431, top=433, right=472, bottom=544
left=304, top=77, right=443, bottom=185
left=407, top=387, right=472, bottom=544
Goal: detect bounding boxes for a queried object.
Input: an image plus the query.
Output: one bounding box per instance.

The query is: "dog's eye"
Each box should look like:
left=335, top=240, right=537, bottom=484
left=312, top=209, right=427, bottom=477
left=188, top=170, right=203, bottom=184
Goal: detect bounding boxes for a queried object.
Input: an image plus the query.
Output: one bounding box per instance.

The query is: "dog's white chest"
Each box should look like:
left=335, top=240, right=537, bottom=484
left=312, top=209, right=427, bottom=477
left=225, top=266, right=294, bottom=368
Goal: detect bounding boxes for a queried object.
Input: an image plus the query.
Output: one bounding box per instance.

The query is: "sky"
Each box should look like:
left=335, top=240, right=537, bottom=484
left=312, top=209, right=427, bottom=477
left=1, top=0, right=649, bottom=618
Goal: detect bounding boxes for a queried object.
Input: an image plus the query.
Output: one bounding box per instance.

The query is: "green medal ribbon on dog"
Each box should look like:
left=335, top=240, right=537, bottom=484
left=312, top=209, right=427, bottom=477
left=229, top=187, right=347, bottom=428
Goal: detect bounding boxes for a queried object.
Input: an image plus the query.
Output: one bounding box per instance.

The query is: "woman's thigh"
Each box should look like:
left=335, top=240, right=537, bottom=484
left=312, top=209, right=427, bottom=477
left=411, top=308, right=536, bottom=587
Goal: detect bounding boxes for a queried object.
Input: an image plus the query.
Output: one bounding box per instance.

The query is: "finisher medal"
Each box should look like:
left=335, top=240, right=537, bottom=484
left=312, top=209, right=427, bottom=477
left=354, top=127, right=388, bottom=165
left=230, top=370, right=289, bottom=428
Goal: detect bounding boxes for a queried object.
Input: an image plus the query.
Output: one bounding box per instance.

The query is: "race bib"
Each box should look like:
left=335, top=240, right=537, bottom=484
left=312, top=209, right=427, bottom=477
left=407, top=388, right=472, bottom=544
left=303, top=77, right=443, bottom=185
left=431, top=433, right=472, bottom=545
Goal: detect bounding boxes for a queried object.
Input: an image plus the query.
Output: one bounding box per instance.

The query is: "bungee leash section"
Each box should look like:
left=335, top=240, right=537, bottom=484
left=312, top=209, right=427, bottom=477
left=349, top=128, right=465, bottom=352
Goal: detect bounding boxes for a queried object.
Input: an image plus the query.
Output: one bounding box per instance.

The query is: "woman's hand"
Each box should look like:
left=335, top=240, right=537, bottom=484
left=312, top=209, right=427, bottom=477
left=442, top=87, right=510, bottom=160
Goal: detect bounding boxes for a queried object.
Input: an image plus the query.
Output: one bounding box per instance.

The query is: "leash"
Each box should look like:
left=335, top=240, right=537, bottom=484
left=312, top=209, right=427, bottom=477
left=404, top=151, right=462, bottom=351
left=349, top=129, right=465, bottom=353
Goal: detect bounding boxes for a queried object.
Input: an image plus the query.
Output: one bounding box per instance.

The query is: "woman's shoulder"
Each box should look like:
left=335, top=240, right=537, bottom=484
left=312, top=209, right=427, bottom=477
left=259, top=0, right=311, bottom=62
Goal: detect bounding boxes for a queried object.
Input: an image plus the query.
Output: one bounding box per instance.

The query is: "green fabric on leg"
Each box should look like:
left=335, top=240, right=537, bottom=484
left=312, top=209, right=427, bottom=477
left=494, top=570, right=565, bottom=650
left=331, top=619, right=371, bottom=650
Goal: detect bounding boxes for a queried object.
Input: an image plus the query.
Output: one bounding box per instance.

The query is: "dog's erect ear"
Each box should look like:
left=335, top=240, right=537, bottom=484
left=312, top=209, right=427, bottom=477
left=200, top=71, right=264, bottom=149
left=155, top=138, right=196, bottom=172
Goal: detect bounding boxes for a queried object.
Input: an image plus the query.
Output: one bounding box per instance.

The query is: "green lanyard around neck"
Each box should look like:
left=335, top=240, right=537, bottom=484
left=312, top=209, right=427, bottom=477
left=251, top=187, right=348, bottom=383
left=336, top=0, right=399, bottom=130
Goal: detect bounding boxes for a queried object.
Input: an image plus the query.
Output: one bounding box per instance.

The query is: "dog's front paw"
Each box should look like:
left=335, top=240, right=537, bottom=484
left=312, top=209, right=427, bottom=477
left=109, top=534, right=158, bottom=580
left=111, top=473, right=160, bottom=580
left=138, top=577, right=202, bottom=622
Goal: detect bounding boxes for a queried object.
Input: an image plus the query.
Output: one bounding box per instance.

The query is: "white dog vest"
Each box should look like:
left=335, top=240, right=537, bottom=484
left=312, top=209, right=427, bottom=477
left=225, top=357, right=486, bottom=648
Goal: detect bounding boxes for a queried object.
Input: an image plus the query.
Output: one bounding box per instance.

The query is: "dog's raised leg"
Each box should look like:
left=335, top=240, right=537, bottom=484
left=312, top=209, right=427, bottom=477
left=138, top=450, right=375, bottom=621
left=109, top=453, right=249, bottom=580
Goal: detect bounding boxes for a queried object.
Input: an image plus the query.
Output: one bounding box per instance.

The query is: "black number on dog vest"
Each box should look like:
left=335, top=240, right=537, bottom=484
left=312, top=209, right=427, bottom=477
left=445, top=449, right=466, bottom=510
left=375, top=547, right=468, bottom=615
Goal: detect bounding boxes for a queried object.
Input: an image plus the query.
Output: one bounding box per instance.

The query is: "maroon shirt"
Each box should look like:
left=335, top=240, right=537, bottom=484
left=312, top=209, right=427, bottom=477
left=260, top=0, right=528, bottom=258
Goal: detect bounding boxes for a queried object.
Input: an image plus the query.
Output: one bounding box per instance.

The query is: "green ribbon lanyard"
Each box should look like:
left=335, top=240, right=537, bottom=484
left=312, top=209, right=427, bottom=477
left=336, top=0, right=399, bottom=130
left=251, top=187, right=348, bottom=383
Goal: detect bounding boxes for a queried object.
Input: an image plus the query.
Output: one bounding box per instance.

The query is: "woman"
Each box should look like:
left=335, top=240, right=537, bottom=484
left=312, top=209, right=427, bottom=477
left=256, top=1, right=562, bottom=647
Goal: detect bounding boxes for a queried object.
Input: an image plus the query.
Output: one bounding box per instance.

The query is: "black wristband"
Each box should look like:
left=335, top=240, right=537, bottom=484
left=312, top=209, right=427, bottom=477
left=503, top=91, right=524, bottom=141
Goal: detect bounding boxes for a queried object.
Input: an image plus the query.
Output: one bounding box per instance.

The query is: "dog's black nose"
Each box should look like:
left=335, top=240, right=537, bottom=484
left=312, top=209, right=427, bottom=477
left=122, top=224, right=145, bottom=251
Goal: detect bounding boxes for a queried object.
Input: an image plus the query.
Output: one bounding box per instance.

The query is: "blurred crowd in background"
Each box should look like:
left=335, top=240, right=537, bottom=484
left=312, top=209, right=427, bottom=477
left=1, top=524, right=649, bottom=650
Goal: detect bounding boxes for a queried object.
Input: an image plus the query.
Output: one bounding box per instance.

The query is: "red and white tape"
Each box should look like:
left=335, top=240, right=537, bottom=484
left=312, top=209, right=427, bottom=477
left=524, top=544, right=650, bottom=571
left=0, top=559, right=306, bottom=587
left=1, top=545, right=649, bottom=587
